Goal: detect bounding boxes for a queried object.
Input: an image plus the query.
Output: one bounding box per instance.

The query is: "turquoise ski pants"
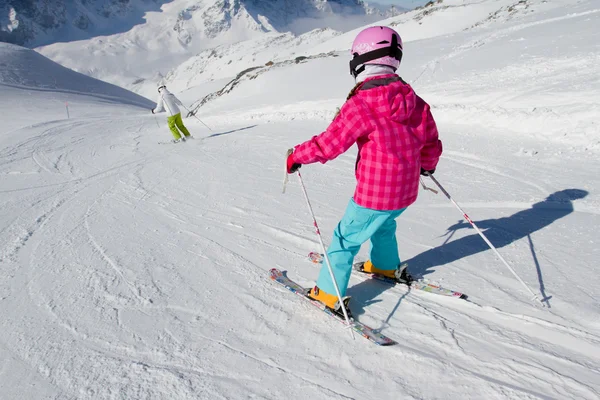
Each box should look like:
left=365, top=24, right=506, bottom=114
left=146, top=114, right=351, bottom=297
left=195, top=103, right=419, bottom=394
left=316, top=198, right=406, bottom=297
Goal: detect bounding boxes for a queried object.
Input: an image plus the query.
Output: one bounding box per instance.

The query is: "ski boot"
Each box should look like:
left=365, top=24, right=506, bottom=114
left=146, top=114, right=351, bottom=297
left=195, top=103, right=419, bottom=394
left=307, top=286, right=353, bottom=319
left=355, top=261, right=414, bottom=285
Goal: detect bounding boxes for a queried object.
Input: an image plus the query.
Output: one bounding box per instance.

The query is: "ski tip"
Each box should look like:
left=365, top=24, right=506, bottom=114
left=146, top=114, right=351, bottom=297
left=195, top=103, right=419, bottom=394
left=269, top=268, right=284, bottom=280
left=307, top=252, right=322, bottom=263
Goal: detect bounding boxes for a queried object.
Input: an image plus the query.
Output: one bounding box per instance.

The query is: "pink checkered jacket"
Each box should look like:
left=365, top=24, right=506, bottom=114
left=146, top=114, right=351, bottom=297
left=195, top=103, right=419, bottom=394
left=292, top=74, right=442, bottom=211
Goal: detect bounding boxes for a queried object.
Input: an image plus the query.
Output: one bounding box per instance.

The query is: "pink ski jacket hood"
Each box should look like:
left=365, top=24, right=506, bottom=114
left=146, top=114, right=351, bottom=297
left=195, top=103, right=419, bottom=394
left=292, top=74, right=442, bottom=211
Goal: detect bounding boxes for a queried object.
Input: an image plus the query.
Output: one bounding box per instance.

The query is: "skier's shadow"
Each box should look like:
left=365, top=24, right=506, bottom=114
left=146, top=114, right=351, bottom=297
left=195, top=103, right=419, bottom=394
left=348, top=189, right=588, bottom=317
left=204, top=125, right=257, bottom=139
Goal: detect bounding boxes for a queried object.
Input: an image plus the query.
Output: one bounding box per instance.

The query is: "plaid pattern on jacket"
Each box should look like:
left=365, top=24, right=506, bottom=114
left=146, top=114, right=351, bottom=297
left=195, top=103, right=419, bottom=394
left=292, top=75, right=442, bottom=211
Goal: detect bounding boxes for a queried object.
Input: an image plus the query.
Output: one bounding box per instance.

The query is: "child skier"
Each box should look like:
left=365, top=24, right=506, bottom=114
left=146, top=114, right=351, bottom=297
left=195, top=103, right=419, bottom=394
left=152, top=85, right=192, bottom=143
left=286, top=26, right=442, bottom=317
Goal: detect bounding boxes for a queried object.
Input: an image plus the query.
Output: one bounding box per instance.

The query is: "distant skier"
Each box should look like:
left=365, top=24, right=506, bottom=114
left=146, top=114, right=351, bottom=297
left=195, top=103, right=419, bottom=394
left=286, top=26, right=443, bottom=317
left=152, top=85, right=192, bottom=143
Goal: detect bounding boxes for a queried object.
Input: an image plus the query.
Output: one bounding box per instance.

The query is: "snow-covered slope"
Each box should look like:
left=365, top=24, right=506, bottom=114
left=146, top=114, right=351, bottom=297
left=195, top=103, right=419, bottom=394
left=0, top=43, right=151, bottom=106
left=161, top=28, right=341, bottom=95
left=0, top=42, right=152, bottom=133
left=1, top=0, right=599, bottom=399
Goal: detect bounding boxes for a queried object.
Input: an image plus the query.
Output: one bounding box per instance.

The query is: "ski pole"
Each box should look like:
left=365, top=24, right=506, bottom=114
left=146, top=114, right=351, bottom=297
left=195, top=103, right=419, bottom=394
left=153, top=114, right=160, bottom=128
left=296, top=171, right=355, bottom=338
left=181, top=104, right=213, bottom=131
left=424, top=173, right=543, bottom=306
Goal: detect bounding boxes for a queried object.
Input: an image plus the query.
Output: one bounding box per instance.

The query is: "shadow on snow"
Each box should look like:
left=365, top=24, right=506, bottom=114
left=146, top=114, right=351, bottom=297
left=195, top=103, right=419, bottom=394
left=348, top=188, right=588, bottom=317
left=203, top=125, right=257, bottom=139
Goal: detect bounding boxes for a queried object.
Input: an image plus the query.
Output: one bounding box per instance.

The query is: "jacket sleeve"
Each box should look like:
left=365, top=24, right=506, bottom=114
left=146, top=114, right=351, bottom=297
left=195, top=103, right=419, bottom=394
left=420, top=103, right=442, bottom=171
left=292, top=98, right=373, bottom=165
left=153, top=94, right=164, bottom=113
left=173, top=95, right=183, bottom=106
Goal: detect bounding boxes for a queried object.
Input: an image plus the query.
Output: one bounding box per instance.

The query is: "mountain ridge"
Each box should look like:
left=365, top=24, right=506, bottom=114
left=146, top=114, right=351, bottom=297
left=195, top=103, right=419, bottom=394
left=1, top=0, right=397, bottom=47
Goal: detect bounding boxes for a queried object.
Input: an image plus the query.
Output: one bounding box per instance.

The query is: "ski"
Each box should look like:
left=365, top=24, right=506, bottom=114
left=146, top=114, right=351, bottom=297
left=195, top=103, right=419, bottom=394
left=269, top=268, right=396, bottom=346
left=308, top=252, right=467, bottom=300
left=158, top=136, right=194, bottom=145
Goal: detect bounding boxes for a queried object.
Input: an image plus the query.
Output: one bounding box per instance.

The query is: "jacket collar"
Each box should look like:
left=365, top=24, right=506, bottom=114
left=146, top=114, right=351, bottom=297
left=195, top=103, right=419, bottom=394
left=355, top=65, right=397, bottom=83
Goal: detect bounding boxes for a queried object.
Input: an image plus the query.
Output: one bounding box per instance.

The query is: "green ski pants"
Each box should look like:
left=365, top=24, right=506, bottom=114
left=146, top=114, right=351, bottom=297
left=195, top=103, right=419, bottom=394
left=167, top=113, right=191, bottom=140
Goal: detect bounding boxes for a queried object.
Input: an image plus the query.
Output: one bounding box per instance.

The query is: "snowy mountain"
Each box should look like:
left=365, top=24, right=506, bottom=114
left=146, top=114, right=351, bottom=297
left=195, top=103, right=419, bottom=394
left=1, top=0, right=599, bottom=398
left=28, top=0, right=394, bottom=98
left=0, top=0, right=166, bottom=46
left=1, top=0, right=386, bottom=47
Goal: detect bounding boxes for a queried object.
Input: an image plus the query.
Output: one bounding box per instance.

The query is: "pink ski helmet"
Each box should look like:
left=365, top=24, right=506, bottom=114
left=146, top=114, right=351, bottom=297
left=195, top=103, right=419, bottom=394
left=349, top=26, right=403, bottom=77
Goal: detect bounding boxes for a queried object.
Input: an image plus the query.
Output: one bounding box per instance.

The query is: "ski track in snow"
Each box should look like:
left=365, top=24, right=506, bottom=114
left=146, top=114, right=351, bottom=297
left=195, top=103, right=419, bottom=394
left=1, top=111, right=598, bottom=400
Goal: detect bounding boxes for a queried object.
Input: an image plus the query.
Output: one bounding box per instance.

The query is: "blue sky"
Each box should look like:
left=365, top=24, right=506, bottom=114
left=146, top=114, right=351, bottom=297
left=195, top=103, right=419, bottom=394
left=372, top=0, right=431, bottom=8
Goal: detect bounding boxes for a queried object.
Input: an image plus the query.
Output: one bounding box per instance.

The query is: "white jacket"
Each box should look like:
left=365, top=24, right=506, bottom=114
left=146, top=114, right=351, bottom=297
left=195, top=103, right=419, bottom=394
left=153, top=87, right=183, bottom=116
